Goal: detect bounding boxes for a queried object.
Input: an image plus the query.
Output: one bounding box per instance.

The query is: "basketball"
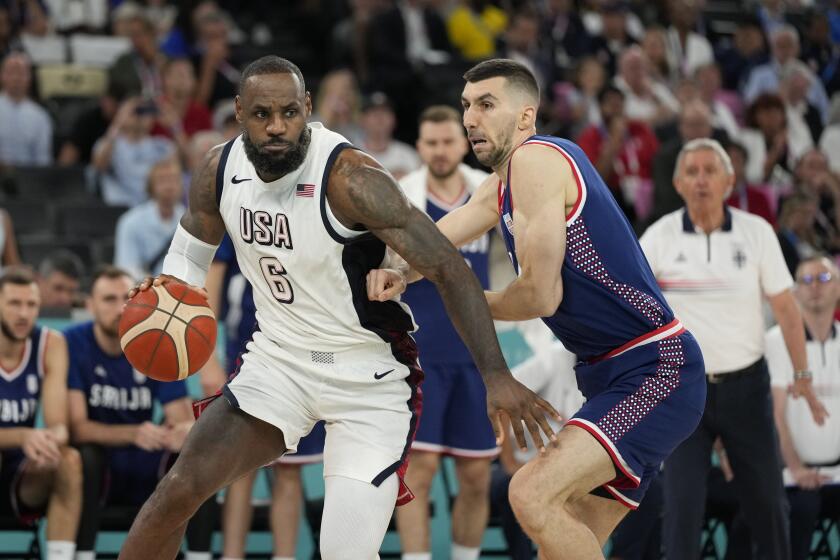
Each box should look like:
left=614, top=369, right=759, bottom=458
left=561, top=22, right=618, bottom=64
left=119, top=282, right=217, bottom=382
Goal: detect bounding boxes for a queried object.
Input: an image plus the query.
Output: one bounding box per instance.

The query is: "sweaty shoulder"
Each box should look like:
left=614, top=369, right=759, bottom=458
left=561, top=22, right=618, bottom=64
left=510, top=142, right=574, bottom=183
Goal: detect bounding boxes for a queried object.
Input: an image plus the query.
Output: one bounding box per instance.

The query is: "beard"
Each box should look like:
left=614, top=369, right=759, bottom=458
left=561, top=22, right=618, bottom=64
left=99, top=319, right=120, bottom=339
left=428, top=159, right=460, bottom=181
left=0, top=317, right=29, bottom=342
left=474, top=124, right=515, bottom=169
left=242, top=126, right=311, bottom=179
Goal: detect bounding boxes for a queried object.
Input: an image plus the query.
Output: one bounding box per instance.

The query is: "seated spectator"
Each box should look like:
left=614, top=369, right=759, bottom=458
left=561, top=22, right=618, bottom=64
left=58, top=83, right=126, bottom=166
left=446, top=0, right=507, bottom=62
left=801, top=9, right=840, bottom=97
left=37, top=250, right=84, bottom=312
left=791, top=149, right=840, bottom=253
left=776, top=194, right=822, bottom=276
left=614, top=46, right=679, bottom=127
left=541, top=0, right=593, bottom=84
left=184, top=130, right=224, bottom=200
left=820, top=123, right=840, bottom=174
left=330, top=0, right=387, bottom=82
left=577, top=85, right=658, bottom=223
left=114, top=158, right=185, bottom=280
left=67, top=266, right=212, bottom=560
left=0, top=207, right=21, bottom=268
left=548, top=56, right=605, bottom=138
left=497, top=9, right=548, bottom=92
left=0, top=267, right=82, bottom=560
left=716, top=17, right=768, bottom=92
left=725, top=141, right=776, bottom=226
left=664, top=0, right=713, bottom=83
left=211, top=99, right=239, bottom=141
left=743, top=25, right=830, bottom=124
left=151, top=57, right=212, bottom=159
left=0, top=52, right=52, bottom=166
left=358, top=92, right=420, bottom=180
left=740, top=92, right=813, bottom=187
left=0, top=5, right=22, bottom=58
left=108, top=10, right=163, bottom=98
left=92, top=97, right=175, bottom=207
left=694, top=62, right=741, bottom=140
left=756, top=0, right=792, bottom=37
left=310, top=69, right=363, bottom=144
left=779, top=60, right=824, bottom=145
left=641, top=27, right=671, bottom=86
left=767, top=256, right=840, bottom=560
left=587, top=0, right=638, bottom=78
left=193, top=10, right=241, bottom=109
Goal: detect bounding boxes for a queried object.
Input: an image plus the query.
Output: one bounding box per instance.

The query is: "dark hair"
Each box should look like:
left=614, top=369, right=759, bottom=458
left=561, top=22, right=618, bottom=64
left=463, top=59, right=540, bottom=102
left=90, top=265, right=132, bottom=290
left=239, top=56, right=306, bottom=95
left=725, top=140, right=748, bottom=160
left=38, top=250, right=84, bottom=281
left=419, top=105, right=462, bottom=126
left=597, top=84, right=624, bottom=104
left=0, top=266, right=36, bottom=291
left=745, top=93, right=786, bottom=128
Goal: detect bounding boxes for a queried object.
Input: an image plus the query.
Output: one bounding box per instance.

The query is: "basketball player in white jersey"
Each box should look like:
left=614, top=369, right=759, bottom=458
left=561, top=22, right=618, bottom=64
left=118, top=56, right=559, bottom=560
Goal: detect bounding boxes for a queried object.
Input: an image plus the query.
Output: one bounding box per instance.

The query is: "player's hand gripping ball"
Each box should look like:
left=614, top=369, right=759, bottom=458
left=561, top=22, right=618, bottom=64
left=119, top=282, right=217, bottom=382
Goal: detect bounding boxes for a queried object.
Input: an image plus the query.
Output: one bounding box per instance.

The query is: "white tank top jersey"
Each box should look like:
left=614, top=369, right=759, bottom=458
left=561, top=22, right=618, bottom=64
left=216, top=122, right=416, bottom=352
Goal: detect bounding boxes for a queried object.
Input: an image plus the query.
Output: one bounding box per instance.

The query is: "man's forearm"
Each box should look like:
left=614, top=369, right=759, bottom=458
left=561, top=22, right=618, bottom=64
left=72, top=421, right=137, bottom=446
left=0, top=427, right=32, bottom=449
left=778, top=309, right=808, bottom=372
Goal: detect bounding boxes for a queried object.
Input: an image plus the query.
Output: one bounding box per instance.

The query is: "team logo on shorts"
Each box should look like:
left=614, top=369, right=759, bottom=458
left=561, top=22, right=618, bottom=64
left=26, top=374, right=39, bottom=395
left=503, top=213, right=514, bottom=235
left=133, top=369, right=147, bottom=384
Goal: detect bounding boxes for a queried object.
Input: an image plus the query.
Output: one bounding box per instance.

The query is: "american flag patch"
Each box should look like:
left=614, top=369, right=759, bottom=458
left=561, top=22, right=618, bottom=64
left=296, top=183, right=315, bottom=197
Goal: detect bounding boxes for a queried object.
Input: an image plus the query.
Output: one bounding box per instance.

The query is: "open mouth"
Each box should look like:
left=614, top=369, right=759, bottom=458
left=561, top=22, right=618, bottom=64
left=470, top=138, right=488, bottom=148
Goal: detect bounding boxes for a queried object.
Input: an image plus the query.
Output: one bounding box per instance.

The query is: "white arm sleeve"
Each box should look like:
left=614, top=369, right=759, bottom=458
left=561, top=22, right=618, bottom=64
left=161, top=224, right=220, bottom=287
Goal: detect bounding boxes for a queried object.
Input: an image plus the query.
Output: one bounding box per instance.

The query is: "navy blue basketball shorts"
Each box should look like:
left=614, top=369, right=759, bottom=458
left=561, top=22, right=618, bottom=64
left=411, top=362, right=498, bottom=458
left=567, top=331, right=706, bottom=509
left=0, top=451, right=44, bottom=525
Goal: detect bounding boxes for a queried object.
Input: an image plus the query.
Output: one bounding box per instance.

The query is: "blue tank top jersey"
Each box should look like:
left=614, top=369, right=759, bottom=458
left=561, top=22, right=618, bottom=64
left=0, top=326, right=46, bottom=429
left=498, top=135, right=680, bottom=360
left=215, top=234, right=257, bottom=369
left=402, top=194, right=490, bottom=364
left=65, top=322, right=188, bottom=425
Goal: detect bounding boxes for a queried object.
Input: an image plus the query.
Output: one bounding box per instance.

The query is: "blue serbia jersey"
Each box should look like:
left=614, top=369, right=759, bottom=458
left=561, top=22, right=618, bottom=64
left=0, top=326, right=47, bottom=429
left=215, top=234, right=257, bottom=371
left=402, top=194, right=490, bottom=364
left=65, top=322, right=188, bottom=424
left=498, top=136, right=679, bottom=360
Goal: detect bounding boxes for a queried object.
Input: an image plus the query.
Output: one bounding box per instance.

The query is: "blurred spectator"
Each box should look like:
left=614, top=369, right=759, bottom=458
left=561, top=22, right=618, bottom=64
left=740, top=92, right=813, bottom=186
left=664, top=0, right=713, bottom=82
left=650, top=99, right=714, bottom=222
left=641, top=27, right=670, bottom=85
left=777, top=193, right=822, bottom=275
left=693, top=62, right=741, bottom=140
left=614, top=46, right=679, bottom=127
left=446, top=0, right=507, bottom=62
left=0, top=5, right=22, bottom=58
left=744, top=25, right=830, bottom=124
left=359, top=92, right=420, bottom=180
left=143, top=0, right=178, bottom=41
left=151, top=57, right=212, bottom=162
left=779, top=59, right=824, bottom=144
left=716, top=17, right=768, bottom=92
left=0, top=51, right=52, bottom=166
left=0, top=207, right=20, bottom=268
left=756, top=0, right=792, bottom=37
left=725, top=141, right=776, bottom=226
left=820, top=123, right=840, bottom=175
left=17, top=0, right=66, bottom=66
left=193, top=10, right=240, bottom=109
left=767, top=256, right=840, bottom=560
left=310, top=69, right=363, bottom=144
left=58, top=83, right=126, bottom=166
left=588, top=0, right=637, bottom=78
left=159, top=0, right=218, bottom=58
left=108, top=10, right=162, bottom=98
left=92, top=97, right=175, bottom=207
left=37, top=250, right=84, bottom=311
left=540, top=0, right=592, bottom=84
left=548, top=56, right=605, bottom=138
left=330, top=0, right=387, bottom=83
left=801, top=9, right=840, bottom=97
left=114, top=158, right=185, bottom=280
left=577, top=84, right=658, bottom=222
left=791, top=149, right=840, bottom=252
left=109, top=0, right=144, bottom=37
left=184, top=129, right=223, bottom=199
left=497, top=9, right=547, bottom=92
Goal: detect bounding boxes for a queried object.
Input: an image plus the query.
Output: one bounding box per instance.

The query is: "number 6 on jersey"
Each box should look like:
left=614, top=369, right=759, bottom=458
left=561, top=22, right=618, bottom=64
left=260, top=257, right=294, bottom=303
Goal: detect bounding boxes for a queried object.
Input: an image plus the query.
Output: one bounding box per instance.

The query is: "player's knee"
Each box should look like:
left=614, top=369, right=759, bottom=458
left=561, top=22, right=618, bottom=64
left=58, top=446, right=83, bottom=483
left=456, top=462, right=491, bottom=501
left=508, top=465, right=555, bottom=532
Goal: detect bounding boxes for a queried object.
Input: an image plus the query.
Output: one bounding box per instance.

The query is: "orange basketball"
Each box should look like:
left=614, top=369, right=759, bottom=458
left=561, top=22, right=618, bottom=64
left=119, top=283, right=217, bottom=382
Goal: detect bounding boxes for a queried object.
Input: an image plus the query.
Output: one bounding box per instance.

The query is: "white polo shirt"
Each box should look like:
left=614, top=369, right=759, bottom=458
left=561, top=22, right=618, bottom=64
left=640, top=207, right=792, bottom=374
left=766, top=323, right=840, bottom=466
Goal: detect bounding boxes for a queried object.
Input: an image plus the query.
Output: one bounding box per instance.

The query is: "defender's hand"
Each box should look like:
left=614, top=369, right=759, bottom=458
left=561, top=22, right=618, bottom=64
left=366, top=268, right=407, bottom=302
left=485, top=373, right=561, bottom=453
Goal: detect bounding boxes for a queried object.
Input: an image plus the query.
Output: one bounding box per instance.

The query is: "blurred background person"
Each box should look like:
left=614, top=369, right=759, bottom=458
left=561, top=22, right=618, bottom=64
left=0, top=51, right=52, bottom=166
left=358, top=92, right=420, bottom=180
left=37, top=250, right=85, bottom=313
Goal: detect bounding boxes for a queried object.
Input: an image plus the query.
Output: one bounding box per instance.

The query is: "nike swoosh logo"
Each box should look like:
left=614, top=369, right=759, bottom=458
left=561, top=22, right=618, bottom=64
left=232, top=175, right=252, bottom=184
left=374, top=369, right=395, bottom=380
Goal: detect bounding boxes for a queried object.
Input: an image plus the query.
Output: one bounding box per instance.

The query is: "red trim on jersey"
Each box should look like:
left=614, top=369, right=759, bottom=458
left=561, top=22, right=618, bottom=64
left=589, top=319, right=685, bottom=364
left=566, top=418, right=641, bottom=488
left=0, top=339, right=29, bottom=379
left=497, top=179, right=504, bottom=215
left=521, top=140, right=584, bottom=221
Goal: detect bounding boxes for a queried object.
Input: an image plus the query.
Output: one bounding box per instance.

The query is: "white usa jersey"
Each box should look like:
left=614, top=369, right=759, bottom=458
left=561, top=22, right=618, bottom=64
left=216, top=122, right=416, bottom=351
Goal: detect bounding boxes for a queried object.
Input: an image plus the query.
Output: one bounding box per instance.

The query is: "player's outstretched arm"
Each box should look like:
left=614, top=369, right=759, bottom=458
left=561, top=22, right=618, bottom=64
left=329, top=150, right=560, bottom=450
left=130, top=145, right=227, bottom=298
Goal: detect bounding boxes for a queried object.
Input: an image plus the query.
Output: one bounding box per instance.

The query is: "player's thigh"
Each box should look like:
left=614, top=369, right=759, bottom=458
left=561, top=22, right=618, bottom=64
left=510, top=425, right=617, bottom=506
left=17, top=462, right=56, bottom=509
left=170, top=395, right=288, bottom=492
left=568, top=492, right=629, bottom=546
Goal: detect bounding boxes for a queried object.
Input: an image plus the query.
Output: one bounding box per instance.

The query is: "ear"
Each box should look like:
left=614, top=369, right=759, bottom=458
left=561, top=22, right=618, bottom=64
left=234, top=95, right=243, bottom=123
left=305, top=91, right=313, bottom=117
left=519, top=104, right=537, bottom=131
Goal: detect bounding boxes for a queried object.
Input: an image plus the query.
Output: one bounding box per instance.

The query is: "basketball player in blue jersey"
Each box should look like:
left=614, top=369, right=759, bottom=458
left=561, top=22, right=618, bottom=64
left=395, top=105, right=497, bottom=560
left=0, top=267, right=82, bottom=560
left=66, top=266, right=213, bottom=560
left=204, top=234, right=326, bottom=560
left=118, top=56, right=557, bottom=560
left=368, top=59, right=709, bottom=558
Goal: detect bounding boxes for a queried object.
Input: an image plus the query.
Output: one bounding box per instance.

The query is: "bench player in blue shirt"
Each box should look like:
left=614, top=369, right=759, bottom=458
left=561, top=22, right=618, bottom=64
left=0, top=267, right=81, bottom=560
left=66, top=266, right=212, bottom=560
left=369, top=59, right=707, bottom=557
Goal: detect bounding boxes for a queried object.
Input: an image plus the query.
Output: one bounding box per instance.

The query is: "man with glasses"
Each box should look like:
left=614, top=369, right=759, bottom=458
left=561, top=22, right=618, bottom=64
left=640, top=138, right=826, bottom=560
left=766, top=256, right=840, bottom=560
